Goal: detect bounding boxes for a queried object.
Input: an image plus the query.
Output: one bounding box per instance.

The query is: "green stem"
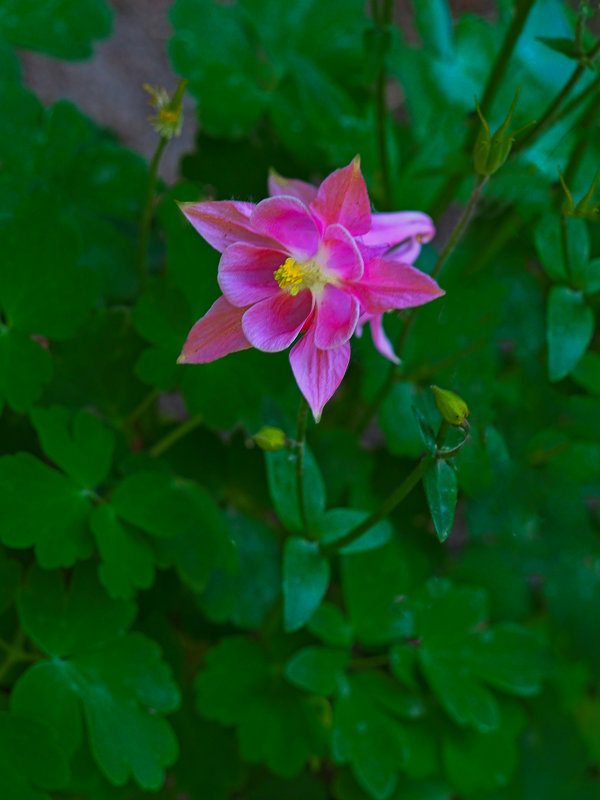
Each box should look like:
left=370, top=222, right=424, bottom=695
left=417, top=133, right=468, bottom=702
left=478, top=0, right=537, bottom=117
left=149, top=414, right=203, bottom=458
left=355, top=175, right=488, bottom=435
left=432, top=175, right=488, bottom=279
left=514, top=39, right=600, bottom=153
left=321, top=459, right=424, bottom=555
left=429, top=0, right=536, bottom=218
left=127, top=388, right=159, bottom=426
left=295, top=395, right=309, bottom=534
left=138, top=136, right=168, bottom=293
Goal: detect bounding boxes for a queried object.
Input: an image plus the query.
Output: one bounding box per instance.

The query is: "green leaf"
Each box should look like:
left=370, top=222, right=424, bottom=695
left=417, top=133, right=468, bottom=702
left=442, top=700, right=525, bottom=794
left=307, top=602, right=354, bottom=647
left=266, top=444, right=326, bottom=533
left=111, top=471, right=207, bottom=539
left=414, top=580, right=546, bottom=731
left=333, top=676, right=406, bottom=799
left=0, top=453, right=93, bottom=568
left=572, top=351, right=600, bottom=395
left=547, top=286, right=594, bottom=381
left=198, top=513, right=280, bottom=629
left=342, top=538, right=413, bottom=645
left=47, top=308, right=146, bottom=421
left=196, top=636, right=326, bottom=777
left=285, top=646, right=349, bottom=695
left=317, top=508, right=392, bottom=553
left=536, top=36, right=579, bottom=60
left=0, top=200, right=98, bottom=340
left=564, top=217, right=590, bottom=287
left=0, top=548, right=22, bottom=615
left=283, top=537, right=330, bottom=633
left=90, top=505, right=155, bottom=600
left=16, top=564, right=179, bottom=789
left=0, top=330, right=52, bottom=414
left=534, top=214, right=568, bottom=282
left=379, top=384, right=426, bottom=459
left=19, top=563, right=135, bottom=656
left=151, top=482, right=236, bottom=592
left=0, top=0, right=113, bottom=59
left=0, top=712, right=70, bottom=799
left=423, top=459, right=458, bottom=542
left=412, top=406, right=437, bottom=454
left=583, top=258, right=600, bottom=294
left=30, top=406, right=114, bottom=489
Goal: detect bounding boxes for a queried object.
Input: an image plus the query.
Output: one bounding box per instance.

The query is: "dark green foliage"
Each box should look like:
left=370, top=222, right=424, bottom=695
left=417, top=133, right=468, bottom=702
left=0, top=0, right=598, bottom=797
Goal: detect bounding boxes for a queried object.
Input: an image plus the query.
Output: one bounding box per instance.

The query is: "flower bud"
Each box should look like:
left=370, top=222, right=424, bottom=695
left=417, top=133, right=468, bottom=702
left=144, top=80, right=187, bottom=140
left=473, top=88, right=534, bottom=176
left=558, top=168, right=600, bottom=221
left=252, top=426, right=287, bottom=452
left=431, top=385, right=469, bottom=427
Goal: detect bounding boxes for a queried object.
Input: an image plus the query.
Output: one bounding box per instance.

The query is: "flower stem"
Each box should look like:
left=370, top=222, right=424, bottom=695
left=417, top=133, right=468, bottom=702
left=295, top=395, right=309, bottom=534
left=355, top=175, right=487, bottom=435
left=429, top=0, right=536, bottom=219
left=149, top=414, right=203, bottom=458
left=514, top=39, right=600, bottom=154
left=321, top=459, right=424, bottom=555
left=138, top=136, right=168, bottom=293
left=127, top=388, right=159, bottom=426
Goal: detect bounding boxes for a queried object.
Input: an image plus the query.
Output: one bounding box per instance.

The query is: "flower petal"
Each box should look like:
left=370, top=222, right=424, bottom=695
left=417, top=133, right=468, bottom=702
left=179, top=200, right=277, bottom=253
left=368, top=314, right=400, bottom=364
left=218, top=243, right=286, bottom=307
left=242, top=289, right=313, bottom=352
left=310, top=156, right=371, bottom=236
left=319, top=224, right=364, bottom=281
left=177, top=296, right=251, bottom=364
left=268, top=169, right=318, bottom=205
left=250, top=196, right=319, bottom=260
left=361, top=211, right=435, bottom=251
left=314, top=284, right=360, bottom=349
left=289, top=327, right=351, bottom=422
left=351, top=257, right=444, bottom=314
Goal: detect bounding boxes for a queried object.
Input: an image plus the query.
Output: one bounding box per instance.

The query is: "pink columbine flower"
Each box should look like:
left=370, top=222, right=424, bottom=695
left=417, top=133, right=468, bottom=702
left=177, top=157, right=443, bottom=420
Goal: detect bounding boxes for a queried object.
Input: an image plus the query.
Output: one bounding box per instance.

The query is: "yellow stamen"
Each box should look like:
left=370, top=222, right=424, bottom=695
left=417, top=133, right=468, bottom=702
left=274, top=257, right=306, bottom=296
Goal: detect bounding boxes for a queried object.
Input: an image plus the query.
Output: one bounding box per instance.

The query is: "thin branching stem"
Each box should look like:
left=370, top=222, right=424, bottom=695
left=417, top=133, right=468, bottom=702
left=149, top=414, right=204, bottom=458
left=355, top=175, right=487, bottom=434
left=138, top=136, right=168, bottom=293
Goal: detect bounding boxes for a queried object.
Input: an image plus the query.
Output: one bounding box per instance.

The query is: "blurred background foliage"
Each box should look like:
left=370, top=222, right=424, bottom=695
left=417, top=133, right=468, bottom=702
left=0, top=0, right=599, bottom=798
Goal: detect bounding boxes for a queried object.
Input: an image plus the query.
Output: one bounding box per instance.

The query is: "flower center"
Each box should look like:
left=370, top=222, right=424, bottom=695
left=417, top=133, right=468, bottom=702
left=274, top=257, right=327, bottom=296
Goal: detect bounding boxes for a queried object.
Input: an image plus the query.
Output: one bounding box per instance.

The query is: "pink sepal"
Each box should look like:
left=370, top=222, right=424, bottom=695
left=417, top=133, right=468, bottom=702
left=178, top=200, right=279, bottom=253
left=177, top=296, right=251, bottom=364
left=311, top=156, right=371, bottom=236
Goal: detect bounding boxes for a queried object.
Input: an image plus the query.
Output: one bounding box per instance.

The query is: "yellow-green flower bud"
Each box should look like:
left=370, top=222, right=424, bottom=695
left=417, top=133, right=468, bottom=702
left=252, top=426, right=287, bottom=452
left=431, top=386, right=470, bottom=427
left=473, top=88, right=534, bottom=176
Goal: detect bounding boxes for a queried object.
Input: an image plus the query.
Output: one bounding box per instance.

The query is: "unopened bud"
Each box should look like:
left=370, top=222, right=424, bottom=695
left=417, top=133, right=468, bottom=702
left=431, top=385, right=470, bottom=427
left=144, top=80, right=187, bottom=139
left=252, top=426, right=287, bottom=452
left=558, top=168, right=600, bottom=221
left=473, top=88, right=535, bottom=176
